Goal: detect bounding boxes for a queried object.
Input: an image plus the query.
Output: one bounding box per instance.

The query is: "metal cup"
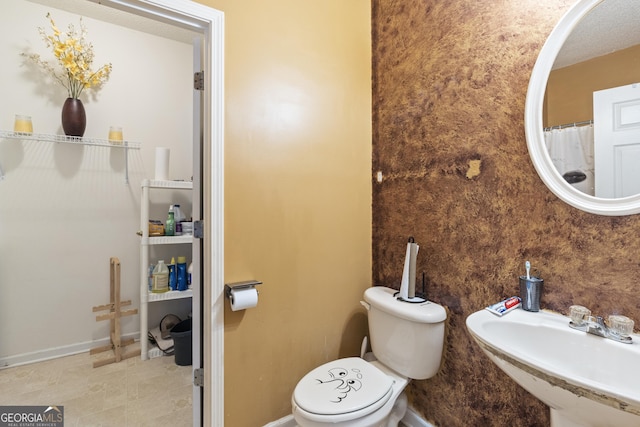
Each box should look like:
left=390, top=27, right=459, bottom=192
left=519, top=276, right=543, bottom=312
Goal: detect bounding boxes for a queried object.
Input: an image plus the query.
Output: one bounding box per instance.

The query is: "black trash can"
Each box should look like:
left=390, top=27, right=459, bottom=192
left=170, top=318, right=192, bottom=366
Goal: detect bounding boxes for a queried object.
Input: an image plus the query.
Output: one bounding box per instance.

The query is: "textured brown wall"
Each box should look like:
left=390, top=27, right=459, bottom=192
left=372, top=1, right=640, bottom=426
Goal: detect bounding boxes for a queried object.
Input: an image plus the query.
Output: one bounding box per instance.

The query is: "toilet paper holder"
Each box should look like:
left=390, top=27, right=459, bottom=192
left=224, top=280, right=262, bottom=299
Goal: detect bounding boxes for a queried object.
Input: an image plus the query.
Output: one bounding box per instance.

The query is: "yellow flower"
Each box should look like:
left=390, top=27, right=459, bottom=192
left=63, top=54, right=75, bottom=68
left=49, top=16, right=61, bottom=36
left=23, top=13, right=111, bottom=99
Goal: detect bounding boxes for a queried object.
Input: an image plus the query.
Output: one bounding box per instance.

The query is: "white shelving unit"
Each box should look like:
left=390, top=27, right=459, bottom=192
left=0, top=130, right=141, bottom=183
left=140, top=178, right=193, bottom=360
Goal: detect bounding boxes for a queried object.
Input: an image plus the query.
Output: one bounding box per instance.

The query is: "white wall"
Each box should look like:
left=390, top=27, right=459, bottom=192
left=0, top=0, right=195, bottom=365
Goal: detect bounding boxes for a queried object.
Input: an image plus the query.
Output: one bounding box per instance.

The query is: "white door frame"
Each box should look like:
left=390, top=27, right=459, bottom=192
left=91, top=1, right=225, bottom=425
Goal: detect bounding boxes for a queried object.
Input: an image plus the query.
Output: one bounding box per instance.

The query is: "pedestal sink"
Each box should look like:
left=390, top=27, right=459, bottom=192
left=466, top=308, right=640, bottom=427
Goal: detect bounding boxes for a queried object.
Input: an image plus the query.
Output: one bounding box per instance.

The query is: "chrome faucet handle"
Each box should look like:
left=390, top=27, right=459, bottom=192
left=608, top=315, right=634, bottom=343
left=569, top=305, right=591, bottom=328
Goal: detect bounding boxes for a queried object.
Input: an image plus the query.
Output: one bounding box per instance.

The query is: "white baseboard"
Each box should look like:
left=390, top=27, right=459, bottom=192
left=264, top=407, right=434, bottom=427
left=263, top=414, right=296, bottom=427
left=0, top=332, right=140, bottom=369
left=402, top=407, right=435, bottom=427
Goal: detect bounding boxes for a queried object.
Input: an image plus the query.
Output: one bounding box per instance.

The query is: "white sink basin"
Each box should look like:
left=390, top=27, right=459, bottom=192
left=466, top=308, right=640, bottom=427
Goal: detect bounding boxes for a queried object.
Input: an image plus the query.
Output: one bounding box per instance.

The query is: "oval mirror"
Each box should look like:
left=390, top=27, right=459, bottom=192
left=525, top=0, right=640, bottom=215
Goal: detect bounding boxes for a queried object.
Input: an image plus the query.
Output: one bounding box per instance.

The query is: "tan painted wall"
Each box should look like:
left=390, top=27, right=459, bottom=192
left=197, top=1, right=372, bottom=425
left=545, top=44, right=640, bottom=127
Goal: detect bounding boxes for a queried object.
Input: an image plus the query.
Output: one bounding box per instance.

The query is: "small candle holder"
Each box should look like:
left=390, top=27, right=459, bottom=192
left=14, top=115, right=33, bottom=135
left=108, top=126, right=123, bottom=144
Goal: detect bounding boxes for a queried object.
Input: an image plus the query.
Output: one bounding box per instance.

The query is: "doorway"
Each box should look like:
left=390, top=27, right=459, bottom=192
left=1, top=0, right=224, bottom=425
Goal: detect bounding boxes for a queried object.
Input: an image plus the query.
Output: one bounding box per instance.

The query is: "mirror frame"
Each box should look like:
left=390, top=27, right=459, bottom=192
left=525, top=0, right=640, bottom=215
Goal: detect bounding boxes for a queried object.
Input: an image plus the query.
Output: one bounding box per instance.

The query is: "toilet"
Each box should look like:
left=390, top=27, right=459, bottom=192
left=291, top=286, right=447, bottom=427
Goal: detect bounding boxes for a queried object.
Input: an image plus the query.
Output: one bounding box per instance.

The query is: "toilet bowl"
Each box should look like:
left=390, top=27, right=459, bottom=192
left=292, top=286, right=447, bottom=427
left=292, top=357, right=408, bottom=427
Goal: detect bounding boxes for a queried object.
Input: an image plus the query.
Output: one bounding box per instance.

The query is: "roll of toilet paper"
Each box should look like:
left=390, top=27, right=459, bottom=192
left=155, top=147, right=170, bottom=180
left=230, top=288, right=258, bottom=311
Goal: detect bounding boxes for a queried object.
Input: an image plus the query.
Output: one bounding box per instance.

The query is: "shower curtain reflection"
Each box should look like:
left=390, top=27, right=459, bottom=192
left=544, top=125, right=594, bottom=195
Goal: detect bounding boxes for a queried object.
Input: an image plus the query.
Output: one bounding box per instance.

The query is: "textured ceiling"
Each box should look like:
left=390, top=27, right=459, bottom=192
left=26, top=0, right=200, bottom=44
left=554, top=0, right=640, bottom=69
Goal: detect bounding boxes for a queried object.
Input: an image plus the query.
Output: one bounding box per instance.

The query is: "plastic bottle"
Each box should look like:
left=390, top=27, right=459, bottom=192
left=173, top=205, right=185, bottom=235
left=151, top=260, right=169, bottom=293
left=165, top=210, right=175, bottom=236
left=187, top=262, right=193, bottom=288
left=173, top=204, right=186, bottom=222
left=168, top=257, right=177, bottom=291
left=177, top=256, right=188, bottom=291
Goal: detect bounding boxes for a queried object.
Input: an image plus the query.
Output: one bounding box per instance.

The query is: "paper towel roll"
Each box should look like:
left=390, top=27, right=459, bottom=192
left=230, top=288, right=258, bottom=311
left=155, top=147, right=170, bottom=180
left=399, top=242, right=412, bottom=300
left=408, top=242, right=418, bottom=298
left=399, top=240, right=422, bottom=302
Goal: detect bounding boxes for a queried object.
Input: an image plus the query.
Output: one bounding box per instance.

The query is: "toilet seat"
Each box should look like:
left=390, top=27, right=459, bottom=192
left=293, top=357, right=394, bottom=423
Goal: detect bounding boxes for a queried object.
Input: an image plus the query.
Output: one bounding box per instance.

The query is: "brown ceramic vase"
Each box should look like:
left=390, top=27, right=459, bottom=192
left=61, top=97, right=86, bottom=137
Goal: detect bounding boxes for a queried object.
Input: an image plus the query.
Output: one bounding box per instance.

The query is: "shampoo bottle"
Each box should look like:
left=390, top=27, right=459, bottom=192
left=165, top=210, right=175, bottom=236
left=177, top=256, right=188, bottom=291
left=168, top=257, right=177, bottom=291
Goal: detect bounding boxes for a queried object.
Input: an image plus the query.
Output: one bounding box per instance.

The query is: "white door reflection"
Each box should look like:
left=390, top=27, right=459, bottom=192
left=594, top=83, right=640, bottom=198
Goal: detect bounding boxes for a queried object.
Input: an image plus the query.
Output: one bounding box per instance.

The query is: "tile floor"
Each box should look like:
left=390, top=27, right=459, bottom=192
left=0, top=343, right=192, bottom=426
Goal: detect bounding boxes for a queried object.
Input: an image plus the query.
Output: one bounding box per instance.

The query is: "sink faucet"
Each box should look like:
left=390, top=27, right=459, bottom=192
left=586, top=316, right=608, bottom=338
left=568, top=306, right=634, bottom=344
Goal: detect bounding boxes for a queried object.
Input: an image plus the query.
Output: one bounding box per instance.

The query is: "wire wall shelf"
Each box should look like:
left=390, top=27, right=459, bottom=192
left=0, top=130, right=141, bottom=183
left=0, top=130, right=141, bottom=149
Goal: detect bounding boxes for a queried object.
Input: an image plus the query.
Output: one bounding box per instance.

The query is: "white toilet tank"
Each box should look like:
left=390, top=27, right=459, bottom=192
left=363, top=286, right=447, bottom=380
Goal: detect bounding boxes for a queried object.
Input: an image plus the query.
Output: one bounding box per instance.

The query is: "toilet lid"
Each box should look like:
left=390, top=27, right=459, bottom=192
left=293, top=357, right=394, bottom=417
